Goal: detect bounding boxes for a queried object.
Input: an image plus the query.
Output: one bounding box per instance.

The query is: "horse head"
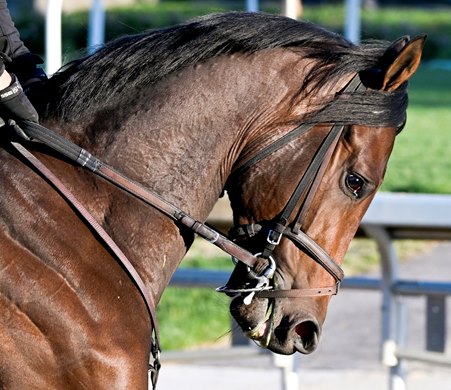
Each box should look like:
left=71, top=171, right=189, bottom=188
left=222, top=35, right=425, bottom=355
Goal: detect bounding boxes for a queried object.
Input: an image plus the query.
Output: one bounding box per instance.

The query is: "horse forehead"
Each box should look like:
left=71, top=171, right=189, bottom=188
left=349, top=125, right=397, bottom=158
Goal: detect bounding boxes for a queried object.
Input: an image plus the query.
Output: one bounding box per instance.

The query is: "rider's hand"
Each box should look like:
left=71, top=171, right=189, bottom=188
left=0, top=72, right=39, bottom=124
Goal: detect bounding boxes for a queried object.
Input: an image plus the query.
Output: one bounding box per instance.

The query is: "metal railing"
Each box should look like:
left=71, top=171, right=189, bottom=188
left=170, top=192, right=451, bottom=390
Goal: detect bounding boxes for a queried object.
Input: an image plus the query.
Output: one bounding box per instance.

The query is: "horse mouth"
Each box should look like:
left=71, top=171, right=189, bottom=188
left=230, top=297, right=282, bottom=349
left=230, top=294, right=274, bottom=338
left=244, top=308, right=273, bottom=348
left=224, top=262, right=321, bottom=354
left=249, top=321, right=268, bottom=339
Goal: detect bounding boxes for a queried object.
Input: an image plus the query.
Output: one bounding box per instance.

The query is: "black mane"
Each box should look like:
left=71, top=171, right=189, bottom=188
left=43, top=12, right=390, bottom=121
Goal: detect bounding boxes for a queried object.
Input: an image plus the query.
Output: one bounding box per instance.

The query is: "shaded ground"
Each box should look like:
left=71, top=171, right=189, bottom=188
left=158, top=242, right=451, bottom=389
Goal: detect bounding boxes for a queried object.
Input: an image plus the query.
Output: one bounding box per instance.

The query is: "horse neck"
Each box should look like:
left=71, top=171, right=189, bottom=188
left=77, top=49, right=315, bottom=211
left=49, top=49, right=319, bottom=301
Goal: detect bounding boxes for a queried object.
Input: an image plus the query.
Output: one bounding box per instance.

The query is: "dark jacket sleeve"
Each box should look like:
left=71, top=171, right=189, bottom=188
left=0, top=0, right=29, bottom=60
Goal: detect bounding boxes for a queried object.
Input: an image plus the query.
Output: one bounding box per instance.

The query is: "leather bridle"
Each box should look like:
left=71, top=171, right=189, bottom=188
left=217, top=74, right=366, bottom=300
left=3, top=72, right=404, bottom=388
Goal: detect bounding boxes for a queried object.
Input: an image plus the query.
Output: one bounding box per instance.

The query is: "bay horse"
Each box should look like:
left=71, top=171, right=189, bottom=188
left=0, top=12, right=424, bottom=389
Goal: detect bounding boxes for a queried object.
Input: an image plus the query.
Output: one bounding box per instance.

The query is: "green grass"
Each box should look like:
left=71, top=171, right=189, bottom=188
left=342, top=239, right=437, bottom=276
left=156, top=286, right=231, bottom=350
left=157, top=244, right=232, bottom=350
left=381, top=67, right=451, bottom=193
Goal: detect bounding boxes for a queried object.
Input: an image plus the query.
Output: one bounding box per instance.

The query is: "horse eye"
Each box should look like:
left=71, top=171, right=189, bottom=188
left=345, top=173, right=365, bottom=198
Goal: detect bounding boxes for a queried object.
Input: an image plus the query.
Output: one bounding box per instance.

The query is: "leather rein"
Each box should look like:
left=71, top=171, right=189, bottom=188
left=5, top=73, right=367, bottom=388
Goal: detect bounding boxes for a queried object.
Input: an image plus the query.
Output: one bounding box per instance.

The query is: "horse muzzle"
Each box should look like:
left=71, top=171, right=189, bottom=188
left=230, top=292, right=322, bottom=355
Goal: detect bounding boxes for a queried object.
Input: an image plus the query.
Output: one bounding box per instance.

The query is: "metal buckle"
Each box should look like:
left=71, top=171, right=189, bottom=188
left=266, top=229, right=282, bottom=246
left=334, top=280, right=341, bottom=295
left=217, top=254, right=277, bottom=297
left=254, top=253, right=276, bottom=280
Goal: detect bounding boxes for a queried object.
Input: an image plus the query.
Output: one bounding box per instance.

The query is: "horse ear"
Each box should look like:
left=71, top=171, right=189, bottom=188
left=381, top=35, right=411, bottom=64
left=380, top=34, right=427, bottom=91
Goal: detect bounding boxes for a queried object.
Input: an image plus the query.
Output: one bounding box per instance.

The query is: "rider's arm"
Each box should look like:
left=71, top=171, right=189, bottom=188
left=0, top=0, right=40, bottom=124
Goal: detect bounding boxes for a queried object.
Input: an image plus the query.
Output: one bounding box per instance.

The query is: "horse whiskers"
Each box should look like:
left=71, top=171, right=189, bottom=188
left=215, top=328, right=234, bottom=342
left=215, top=321, right=241, bottom=343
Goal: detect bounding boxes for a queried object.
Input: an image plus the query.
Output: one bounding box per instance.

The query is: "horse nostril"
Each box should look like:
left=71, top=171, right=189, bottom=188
left=294, top=320, right=319, bottom=353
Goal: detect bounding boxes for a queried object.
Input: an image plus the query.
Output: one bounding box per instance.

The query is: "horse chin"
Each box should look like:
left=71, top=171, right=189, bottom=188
left=230, top=296, right=321, bottom=355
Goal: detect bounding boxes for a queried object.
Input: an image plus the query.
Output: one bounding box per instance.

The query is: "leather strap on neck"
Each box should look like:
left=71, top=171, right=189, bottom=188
left=8, top=140, right=162, bottom=387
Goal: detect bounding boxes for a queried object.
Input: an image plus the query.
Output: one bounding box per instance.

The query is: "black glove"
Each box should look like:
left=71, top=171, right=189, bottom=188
left=0, top=73, right=39, bottom=124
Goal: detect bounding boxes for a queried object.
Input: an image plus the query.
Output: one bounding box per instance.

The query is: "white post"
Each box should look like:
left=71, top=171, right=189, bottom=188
left=284, top=0, right=299, bottom=20
left=363, top=225, right=407, bottom=390
left=273, top=353, right=299, bottom=390
left=245, top=0, right=259, bottom=13
left=88, top=0, right=105, bottom=54
left=344, top=0, right=361, bottom=44
left=45, top=0, right=63, bottom=75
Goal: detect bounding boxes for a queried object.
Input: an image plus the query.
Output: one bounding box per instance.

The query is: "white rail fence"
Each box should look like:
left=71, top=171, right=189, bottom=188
left=44, top=0, right=362, bottom=74
left=170, top=192, right=451, bottom=390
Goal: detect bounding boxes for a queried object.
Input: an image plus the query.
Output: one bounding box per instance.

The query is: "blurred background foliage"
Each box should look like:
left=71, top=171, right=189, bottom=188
left=13, top=1, right=451, bottom=61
